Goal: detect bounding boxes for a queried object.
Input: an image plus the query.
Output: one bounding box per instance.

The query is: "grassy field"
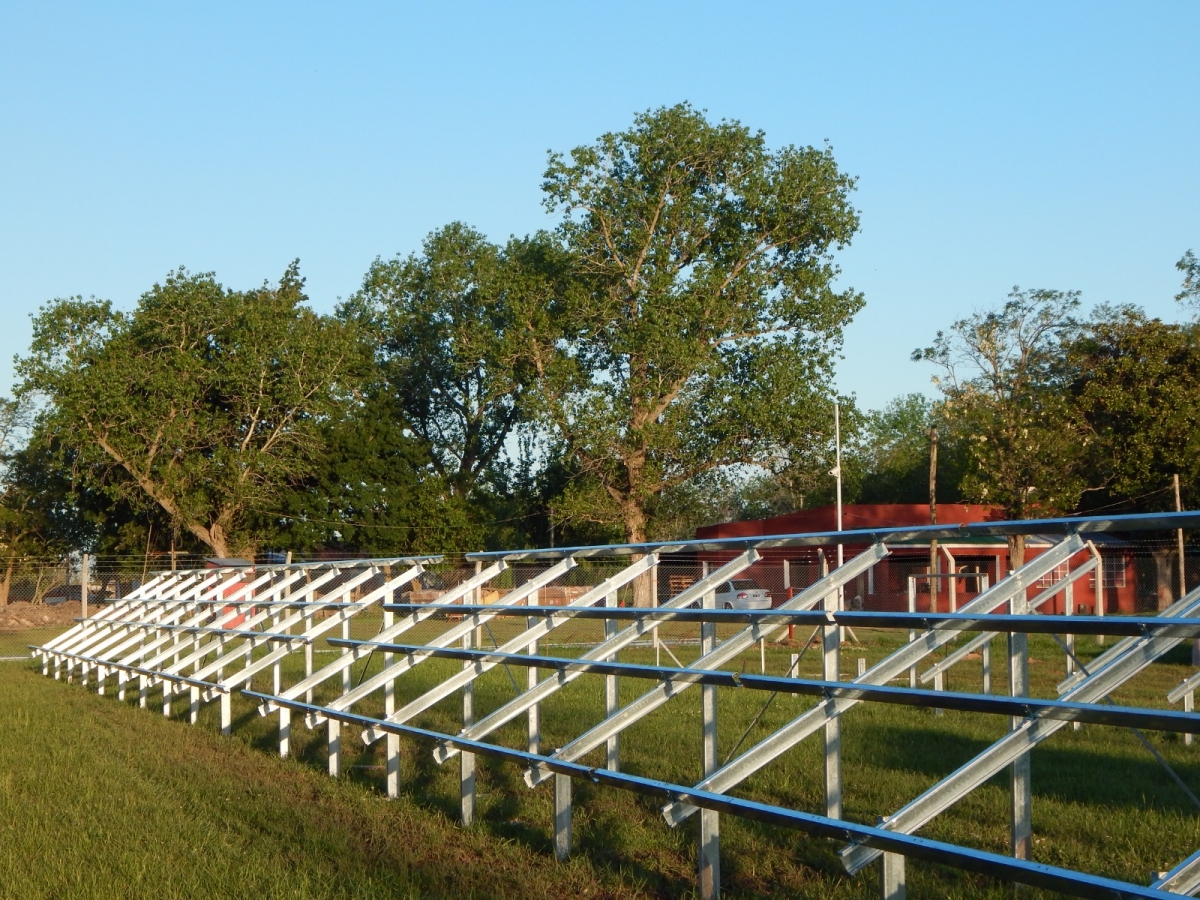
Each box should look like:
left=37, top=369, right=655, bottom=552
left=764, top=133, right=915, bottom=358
left=5, top=619, right=1200, bottom=898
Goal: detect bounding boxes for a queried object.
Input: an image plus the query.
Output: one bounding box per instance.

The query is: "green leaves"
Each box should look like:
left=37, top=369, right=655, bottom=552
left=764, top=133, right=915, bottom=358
left=16, top=264, right=361, bottom=557
left=344, top=224, right=568, bottom=500
left=539, top=103, right=862, bottom=543
left=916, top=289, right=1085, bottom=521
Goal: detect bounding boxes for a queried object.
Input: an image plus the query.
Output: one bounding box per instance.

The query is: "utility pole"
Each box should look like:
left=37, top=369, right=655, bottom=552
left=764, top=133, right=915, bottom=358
left=1175, top=473, right=1186, bottom=599
left=929, top=425, right=939, bottom=613
left=81, top=554, right=88, bottom=624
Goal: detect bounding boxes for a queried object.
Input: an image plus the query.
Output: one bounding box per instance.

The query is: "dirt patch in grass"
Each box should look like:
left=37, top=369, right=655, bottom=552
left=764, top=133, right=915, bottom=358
left=0, top=599, right=85, bottom=630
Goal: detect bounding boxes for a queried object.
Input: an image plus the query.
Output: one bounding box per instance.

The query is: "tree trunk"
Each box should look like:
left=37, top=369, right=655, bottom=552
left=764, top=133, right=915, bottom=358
left=31, top=566, right=49, bottom=605
left=1153, top=546, right=1175, bottom=612
left=1008, top=534, right=1026, bottom=573
left=622, top=500, right=655, bottom=608
left=0, top=558, right=13, bottom=606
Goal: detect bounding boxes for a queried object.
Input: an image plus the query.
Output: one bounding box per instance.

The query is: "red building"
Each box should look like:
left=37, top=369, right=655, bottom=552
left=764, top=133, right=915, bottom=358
left=694, top=504, right=1138, bottom=614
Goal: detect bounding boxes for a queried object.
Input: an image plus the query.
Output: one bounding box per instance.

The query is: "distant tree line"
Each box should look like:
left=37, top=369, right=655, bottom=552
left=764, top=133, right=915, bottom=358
left=0, top=103, right=1196, bottom=604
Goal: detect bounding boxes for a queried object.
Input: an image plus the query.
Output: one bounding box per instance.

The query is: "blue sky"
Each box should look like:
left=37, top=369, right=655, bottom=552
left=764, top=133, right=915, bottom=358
left=1, top=2, right=1196, bottom=411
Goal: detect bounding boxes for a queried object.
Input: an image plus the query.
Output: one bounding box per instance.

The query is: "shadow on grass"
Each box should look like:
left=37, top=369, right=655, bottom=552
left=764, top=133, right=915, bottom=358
left=860, top=721, right=1200, bottom=815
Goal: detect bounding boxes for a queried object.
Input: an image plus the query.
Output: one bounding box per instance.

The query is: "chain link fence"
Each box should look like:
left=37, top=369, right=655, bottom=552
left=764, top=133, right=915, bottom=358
left=4, top=536, right=1200, bottom=661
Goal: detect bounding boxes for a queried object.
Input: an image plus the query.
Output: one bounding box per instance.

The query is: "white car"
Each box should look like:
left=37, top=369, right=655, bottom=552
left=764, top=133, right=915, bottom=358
left=713, top=578, right=772, bottom=610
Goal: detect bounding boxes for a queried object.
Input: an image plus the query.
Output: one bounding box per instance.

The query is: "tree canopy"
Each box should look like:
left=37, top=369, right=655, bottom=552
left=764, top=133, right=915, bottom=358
left=915, top=289, right=1084, bottom=565
left=17, top=264, right=360, bottom=558
left=537, top=103, right=863, bottom=566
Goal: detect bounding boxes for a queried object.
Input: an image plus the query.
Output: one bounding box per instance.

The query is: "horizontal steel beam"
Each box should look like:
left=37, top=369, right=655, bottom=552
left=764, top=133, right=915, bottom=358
left=70, top=619, right=313, bottom=643
left=245, top=689, right=1180, bottom=900
left=380, top=604, right=1200, bottom=639
left=334, top=639, right=1200, bottom=735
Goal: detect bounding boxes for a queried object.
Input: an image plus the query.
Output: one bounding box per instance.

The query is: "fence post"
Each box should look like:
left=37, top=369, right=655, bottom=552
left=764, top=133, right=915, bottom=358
left=81, top=552, right=89, bottom=623
left=699, top=565, right=720, bottom=900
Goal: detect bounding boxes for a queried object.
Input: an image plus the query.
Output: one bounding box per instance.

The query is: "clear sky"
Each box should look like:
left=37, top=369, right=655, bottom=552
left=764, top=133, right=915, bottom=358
left=1, top=2, right=1196, bottom=412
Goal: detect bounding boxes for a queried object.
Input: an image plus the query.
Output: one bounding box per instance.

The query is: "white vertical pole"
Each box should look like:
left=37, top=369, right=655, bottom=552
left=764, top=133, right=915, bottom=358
left=385, top=594, right=399, bottom=798
left=823, top=571, right=842, bottom=818
left=605, top=587, right=620, bottom=771
left=699, top=561, right=720, bottom=900
left=554, top=772, right=572, bottom=861
left=907, top=577, right=917, bottom=688
left=833, top=400, right=845, bottom=634
left=528, top=578, right=541, bottom=755
left=1009, top=592, right=1032, bottom=860
left=880, top=852, right=906, bottom=899
left=461, top=561, right=480, bottom=826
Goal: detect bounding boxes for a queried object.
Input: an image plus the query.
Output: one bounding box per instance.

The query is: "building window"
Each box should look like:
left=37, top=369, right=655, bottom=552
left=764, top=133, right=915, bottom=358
left=1036, top=562, right=1069, bottom=589
left=1089, top=555, right=1127, bottom=589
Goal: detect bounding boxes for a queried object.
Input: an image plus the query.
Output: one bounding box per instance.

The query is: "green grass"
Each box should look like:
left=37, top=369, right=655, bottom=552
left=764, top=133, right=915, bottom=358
left=5, top=622, right=1200, bottom=898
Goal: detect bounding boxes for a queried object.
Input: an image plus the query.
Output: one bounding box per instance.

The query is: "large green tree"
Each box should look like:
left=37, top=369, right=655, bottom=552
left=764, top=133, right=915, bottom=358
left=1068, top=306, right=1200, bottom=607
left=538, top=103, right=862, bottom=598
left=915, top=289, right=1084, bottom=567
left=342, top=224, right=568, bottom=502
left=854, top=393, right=967, bottom=505
left=17, top=264, right=360, bottom=559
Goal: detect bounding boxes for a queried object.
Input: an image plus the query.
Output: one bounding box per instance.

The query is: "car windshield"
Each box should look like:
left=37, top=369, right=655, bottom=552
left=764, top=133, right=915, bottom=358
left=729, top=579, right=761, bottom=591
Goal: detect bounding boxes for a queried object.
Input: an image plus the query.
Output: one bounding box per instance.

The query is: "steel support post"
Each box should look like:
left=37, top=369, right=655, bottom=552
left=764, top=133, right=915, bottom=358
left=279, top=708, right=290, bottom=758
left=880, top=852, right=906, bottom=900
left=606, top=590, right=620, bottom=772
left=305, top=610, right=314, bottom=703
left=462, top=563, right=481, bottom=827
left=907, top=578, right=917, bottom=688
left=1064, top=582, right=1075, bottom=679
left=1008, top=595, right=1032, bottom=861
left=528, top=597, right=541, bottom=754
left=823, top=590, right=842, bottom=819
left=328, top=720, right=341, bottom=777
left=1186, top=691, right=1195, bottom=747
left=341, top=614, right=352, bottom=695
left=554, top=772, right=572, bottom=861
left=221, top=691, right=232, bottom=736
left=982, top=641, right=991, bottom=694
left=699, top=576, right=720, bottom=900
left=384, top=606, right=400, bottom=798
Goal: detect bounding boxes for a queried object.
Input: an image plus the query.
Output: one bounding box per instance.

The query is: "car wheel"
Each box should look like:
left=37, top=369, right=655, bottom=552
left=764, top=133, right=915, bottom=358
left=723, top=602, right=733, bottom=609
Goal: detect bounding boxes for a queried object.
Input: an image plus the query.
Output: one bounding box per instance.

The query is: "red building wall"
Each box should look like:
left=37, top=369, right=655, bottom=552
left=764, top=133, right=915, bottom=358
left=694, top=504, right=1138, bottom=614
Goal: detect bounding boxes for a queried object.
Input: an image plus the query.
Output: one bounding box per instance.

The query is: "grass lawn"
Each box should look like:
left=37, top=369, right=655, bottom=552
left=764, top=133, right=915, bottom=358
left=5, top=621, right=1200, bottom=898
